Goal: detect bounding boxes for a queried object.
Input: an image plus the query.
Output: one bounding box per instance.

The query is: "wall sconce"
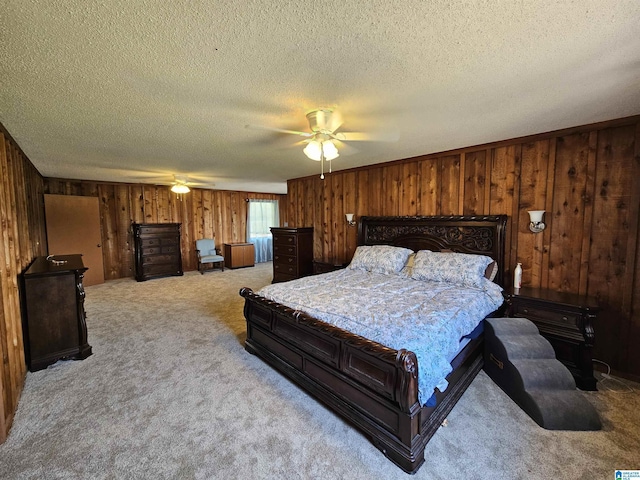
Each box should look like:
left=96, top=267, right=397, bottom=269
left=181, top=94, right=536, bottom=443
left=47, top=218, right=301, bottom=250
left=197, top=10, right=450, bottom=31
left=345, top=213, right=356, bottom=227
left=528, top=210, right=546, bottom=233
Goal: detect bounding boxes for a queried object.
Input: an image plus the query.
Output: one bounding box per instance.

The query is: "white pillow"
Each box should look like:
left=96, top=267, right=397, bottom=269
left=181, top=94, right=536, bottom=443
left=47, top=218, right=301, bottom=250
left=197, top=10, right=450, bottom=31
left=348, top=245, right=414, bottom=275
left=411, top=250, right=493, bottom=288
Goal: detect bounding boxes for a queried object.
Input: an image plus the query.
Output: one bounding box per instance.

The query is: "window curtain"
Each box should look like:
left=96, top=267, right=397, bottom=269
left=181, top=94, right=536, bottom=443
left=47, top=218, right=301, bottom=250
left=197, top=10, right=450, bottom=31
left=247, top=199, right=279, bottom=263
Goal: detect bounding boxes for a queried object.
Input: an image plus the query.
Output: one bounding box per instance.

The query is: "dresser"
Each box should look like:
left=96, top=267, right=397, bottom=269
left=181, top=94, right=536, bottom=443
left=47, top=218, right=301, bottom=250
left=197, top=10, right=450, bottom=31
left=224, top=242, right=255, bottom=269
left=504, top=287, right=599, bottom=390
left=270, top=227, right=314, bottom=283
left=133, top=223, right=183, bottom=281
left=20, top=254, right=92, bottom=371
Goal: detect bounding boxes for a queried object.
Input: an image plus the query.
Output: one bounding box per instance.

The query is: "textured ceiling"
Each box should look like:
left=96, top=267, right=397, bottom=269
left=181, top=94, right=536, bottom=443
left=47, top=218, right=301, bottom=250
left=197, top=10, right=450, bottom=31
left=2, top=1, right=639, bottom=194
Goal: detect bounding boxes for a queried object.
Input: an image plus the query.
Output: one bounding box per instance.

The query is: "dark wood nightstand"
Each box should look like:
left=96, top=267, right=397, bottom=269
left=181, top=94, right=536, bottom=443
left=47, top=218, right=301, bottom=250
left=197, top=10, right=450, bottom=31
left=504, top=287, right=599, bottom=390
left=312, top=259, right=349, bottom=275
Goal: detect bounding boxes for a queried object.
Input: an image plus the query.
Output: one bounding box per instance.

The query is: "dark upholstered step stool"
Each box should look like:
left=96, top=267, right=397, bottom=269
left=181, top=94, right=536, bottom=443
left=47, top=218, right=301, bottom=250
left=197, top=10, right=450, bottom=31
left=484, top=317, right=601, bottom=431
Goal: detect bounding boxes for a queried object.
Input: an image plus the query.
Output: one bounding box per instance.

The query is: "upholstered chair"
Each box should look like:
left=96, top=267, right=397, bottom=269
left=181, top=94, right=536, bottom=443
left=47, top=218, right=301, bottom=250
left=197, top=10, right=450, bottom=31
left=195, top=238, right=225, bottom=274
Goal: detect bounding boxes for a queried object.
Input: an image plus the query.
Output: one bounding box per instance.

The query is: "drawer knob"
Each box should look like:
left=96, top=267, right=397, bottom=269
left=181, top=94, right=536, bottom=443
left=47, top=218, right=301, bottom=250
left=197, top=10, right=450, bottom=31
left=523, top=308, right=528, bottom=314
left=562, top=316, right=568, bottom=321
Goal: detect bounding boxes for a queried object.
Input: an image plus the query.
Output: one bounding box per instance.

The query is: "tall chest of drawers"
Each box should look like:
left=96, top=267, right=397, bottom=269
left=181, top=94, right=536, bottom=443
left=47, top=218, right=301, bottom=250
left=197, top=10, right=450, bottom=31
left=270, top=227, right=313, bottom=283
left=133, top=223, right=183, bottom=281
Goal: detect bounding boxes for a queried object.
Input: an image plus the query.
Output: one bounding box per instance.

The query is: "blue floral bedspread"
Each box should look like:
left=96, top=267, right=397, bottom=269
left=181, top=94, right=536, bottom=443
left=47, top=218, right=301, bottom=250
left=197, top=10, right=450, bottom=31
left=257, top=269, right=504, bottom=405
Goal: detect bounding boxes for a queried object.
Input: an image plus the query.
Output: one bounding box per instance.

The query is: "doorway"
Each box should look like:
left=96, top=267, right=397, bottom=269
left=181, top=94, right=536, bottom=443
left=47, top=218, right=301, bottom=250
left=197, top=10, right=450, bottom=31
left=44, top=194, right=105, bottom=286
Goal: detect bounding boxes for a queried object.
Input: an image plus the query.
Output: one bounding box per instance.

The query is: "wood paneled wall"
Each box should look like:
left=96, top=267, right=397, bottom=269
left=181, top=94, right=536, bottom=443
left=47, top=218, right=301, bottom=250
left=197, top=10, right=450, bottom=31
left=0, top=125, right=47, bottom=443
left=44, top=179, right=287, bottom=279
left=286, top=116, right=640, bottom=380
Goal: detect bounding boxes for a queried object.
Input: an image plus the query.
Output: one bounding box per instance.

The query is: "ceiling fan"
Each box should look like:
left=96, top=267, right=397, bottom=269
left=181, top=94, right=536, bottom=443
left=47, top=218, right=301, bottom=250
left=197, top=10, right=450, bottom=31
left=168, top=174, right=221, bottom=194
left=126, top=171, right=216, bottom=191
left=246, top=109, right=398, bottom=179
left=170, top=175, right=192, bottom=194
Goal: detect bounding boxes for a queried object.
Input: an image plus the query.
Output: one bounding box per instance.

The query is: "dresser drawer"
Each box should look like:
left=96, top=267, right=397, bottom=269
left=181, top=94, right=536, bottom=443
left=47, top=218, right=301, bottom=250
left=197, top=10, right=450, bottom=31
left=141, top=254, right=178, bottom=265
left=273, top=233, right=297, bottom=246
left=160, top=236, right=180, bottom=246
left=274, top=254, right=297, bottom=266
left=141, top=246, right=161, bottom=255
left=143, top=263, right=181, bottom=275
left=140, top=245, right=180, bottom=257
left=512, top=303, right=580, bottom=329
left=139, top=225, right=179, bottom=235
left=273, top=244, right=296, bottom=255
left=141, top=238, right=161, bottom=248
left=274, top=263, right=298, bottom=277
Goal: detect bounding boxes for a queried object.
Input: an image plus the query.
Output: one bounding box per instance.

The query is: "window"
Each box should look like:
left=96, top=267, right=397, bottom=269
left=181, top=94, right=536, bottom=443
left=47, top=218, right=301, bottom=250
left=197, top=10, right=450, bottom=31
left=247, top=199, right=279, bottom=262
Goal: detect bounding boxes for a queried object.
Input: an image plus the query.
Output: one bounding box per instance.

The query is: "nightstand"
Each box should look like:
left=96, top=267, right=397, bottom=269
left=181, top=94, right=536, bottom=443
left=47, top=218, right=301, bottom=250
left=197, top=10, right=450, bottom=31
left=504, top=287, right=599, bottom=390
left=312, top=259, right=349, bottom=275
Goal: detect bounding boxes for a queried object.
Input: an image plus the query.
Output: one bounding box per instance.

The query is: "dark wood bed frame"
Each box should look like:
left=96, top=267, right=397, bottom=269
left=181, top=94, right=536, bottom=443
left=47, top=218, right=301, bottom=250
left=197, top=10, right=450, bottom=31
left=240, top=215, right=507, bottom=473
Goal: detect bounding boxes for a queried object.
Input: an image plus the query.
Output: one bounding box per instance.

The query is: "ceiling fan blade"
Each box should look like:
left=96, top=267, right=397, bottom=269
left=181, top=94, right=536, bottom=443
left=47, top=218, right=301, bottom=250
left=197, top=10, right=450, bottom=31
left=245, top=124, right=313, bottom=137
left=187, top=181, right=216, bottom=188
left=174, top=174, right=190, bottom=184
left=335, top=131, right=400, bottom=142
left=333, top=139, right=359, bottom=156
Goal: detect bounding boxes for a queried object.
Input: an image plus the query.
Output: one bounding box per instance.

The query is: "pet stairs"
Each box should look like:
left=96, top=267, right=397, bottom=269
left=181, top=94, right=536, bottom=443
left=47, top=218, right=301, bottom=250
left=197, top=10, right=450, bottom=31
left=484, top=317, right=601, bottom=431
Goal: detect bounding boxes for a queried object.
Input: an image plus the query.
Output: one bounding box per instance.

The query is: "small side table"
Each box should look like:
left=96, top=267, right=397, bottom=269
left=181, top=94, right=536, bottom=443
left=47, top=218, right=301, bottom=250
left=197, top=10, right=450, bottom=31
left=312, top=259, right=349, bottom=275
left=504, top=287, right=599, bottom=390
left=223, top=243, right=255, bottom=269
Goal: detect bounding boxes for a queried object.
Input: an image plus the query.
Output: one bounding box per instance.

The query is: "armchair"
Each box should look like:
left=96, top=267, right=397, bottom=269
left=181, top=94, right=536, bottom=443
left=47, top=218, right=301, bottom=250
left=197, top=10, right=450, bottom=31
left=196, top=238, right=225, bottom=274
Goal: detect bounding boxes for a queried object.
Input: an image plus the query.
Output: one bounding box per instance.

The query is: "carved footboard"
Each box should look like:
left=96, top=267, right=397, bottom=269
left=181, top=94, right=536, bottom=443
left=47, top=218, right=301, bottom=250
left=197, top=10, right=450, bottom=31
left=241, top=287, right=441, bottom=472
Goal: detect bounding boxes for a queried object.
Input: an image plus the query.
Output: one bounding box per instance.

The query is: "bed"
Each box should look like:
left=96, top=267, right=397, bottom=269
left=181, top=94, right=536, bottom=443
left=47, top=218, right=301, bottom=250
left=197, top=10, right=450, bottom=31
left=240, top=215, right=507, bottom=473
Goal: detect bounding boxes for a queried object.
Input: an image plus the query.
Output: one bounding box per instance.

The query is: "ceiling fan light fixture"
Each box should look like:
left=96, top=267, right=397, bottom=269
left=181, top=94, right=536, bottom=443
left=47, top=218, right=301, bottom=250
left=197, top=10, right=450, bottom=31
left=303, top=140, right=322, bottom=160
left=303, top=139, right=339, bottom=161
left=322, top=140, right=339, bottom=160
left=171, top=184, right=190, bottom=194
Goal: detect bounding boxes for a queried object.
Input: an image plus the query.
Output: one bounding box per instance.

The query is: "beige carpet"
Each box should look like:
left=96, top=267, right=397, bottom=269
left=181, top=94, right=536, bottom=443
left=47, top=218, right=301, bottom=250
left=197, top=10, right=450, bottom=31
left=0, top=262, right=638, bottom=479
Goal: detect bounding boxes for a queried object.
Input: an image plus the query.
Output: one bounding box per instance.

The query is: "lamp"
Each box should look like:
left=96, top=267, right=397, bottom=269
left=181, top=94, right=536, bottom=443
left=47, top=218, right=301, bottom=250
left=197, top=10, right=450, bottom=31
left=171, top=184, right=190, bottom=194
left=528, top=210, right=545, bottom=233
left=345, top=213, right=356, bottom=227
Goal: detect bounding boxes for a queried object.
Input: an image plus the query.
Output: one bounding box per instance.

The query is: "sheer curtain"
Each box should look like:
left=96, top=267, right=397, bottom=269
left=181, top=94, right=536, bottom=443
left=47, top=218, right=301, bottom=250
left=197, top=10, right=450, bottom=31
left=247, top=199, right=279, bottom=263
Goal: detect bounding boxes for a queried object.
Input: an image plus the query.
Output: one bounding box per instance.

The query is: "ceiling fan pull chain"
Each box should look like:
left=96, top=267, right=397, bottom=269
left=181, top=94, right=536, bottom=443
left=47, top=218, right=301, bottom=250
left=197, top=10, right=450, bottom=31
left=320, top=150, right=325, bottom=180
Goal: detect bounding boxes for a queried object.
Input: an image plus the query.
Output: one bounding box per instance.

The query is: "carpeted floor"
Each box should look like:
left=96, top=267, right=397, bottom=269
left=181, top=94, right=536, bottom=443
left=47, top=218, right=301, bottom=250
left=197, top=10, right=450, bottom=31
left=0, top=262, right=638, bottom=479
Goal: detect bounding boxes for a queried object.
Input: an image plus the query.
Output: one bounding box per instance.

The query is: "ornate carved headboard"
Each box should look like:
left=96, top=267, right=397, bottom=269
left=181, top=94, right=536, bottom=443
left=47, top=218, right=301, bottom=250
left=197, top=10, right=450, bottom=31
left=357, top=215, right=508, bottom=286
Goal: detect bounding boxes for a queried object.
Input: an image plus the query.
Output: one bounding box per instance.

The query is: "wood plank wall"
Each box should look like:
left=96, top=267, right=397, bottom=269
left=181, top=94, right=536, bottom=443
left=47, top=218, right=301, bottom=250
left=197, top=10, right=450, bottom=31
left=0, top=125, right=47, bottom=443
left=43, top=180, right=287, bottom=279
left=286, top=116, right=640, bottom=380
